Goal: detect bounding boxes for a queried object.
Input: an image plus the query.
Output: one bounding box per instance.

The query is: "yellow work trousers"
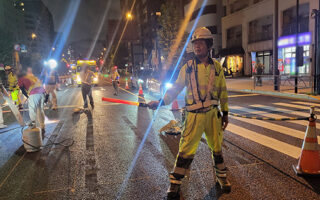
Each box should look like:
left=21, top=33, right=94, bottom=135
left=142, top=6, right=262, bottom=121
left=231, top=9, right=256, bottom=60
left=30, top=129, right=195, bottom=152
left=45, top=84, right=57, bottom=108
left=178, top=107, right=223, bottom=158
left=11, top=89, right=21, bottom=105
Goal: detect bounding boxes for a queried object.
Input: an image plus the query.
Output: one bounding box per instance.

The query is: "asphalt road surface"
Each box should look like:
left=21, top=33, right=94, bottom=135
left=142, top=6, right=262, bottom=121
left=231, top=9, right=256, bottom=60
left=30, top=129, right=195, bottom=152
left=0, top=84, right=319, bottom=200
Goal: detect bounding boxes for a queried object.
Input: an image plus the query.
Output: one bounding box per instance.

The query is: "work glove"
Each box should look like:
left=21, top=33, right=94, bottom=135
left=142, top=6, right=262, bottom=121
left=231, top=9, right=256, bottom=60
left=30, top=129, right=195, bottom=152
left=148, top=101, right=159, bottom=110
left=222, top=114, right=229, bottom=131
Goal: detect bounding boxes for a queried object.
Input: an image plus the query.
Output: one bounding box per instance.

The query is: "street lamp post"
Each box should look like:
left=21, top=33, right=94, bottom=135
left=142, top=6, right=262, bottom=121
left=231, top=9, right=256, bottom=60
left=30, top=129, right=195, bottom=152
left=294, top=0, right=299, bottom=93
left=126, top=12, right=135, bottom=74
left=312, top=1, right=320, bottom=94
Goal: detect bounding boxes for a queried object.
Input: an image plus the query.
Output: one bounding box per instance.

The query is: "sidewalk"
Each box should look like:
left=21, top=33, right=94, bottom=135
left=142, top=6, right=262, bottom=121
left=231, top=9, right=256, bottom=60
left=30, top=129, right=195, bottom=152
left=226, top=77, right=320, bottom=102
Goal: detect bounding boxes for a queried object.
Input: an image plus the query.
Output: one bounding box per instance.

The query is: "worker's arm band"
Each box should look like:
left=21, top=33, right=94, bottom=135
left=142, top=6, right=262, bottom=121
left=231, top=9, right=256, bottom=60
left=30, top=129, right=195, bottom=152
left=158, top=99, right=165, bottom=106
left=222, top=111, right=228, bottom=116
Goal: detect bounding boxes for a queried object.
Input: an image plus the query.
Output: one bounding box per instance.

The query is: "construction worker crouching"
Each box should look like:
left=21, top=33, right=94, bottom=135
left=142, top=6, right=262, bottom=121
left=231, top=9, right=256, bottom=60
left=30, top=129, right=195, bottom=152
left=148, top=27, right=230, bottom=198
left=5, top=66, right=22, bottom=110
left=18, top=71, right=46, bottom=135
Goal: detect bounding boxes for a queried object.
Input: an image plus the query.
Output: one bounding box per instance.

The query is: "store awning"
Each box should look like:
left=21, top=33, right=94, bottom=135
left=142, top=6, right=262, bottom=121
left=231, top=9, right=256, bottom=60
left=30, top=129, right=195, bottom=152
left=218, top=47, right=245, bottom=57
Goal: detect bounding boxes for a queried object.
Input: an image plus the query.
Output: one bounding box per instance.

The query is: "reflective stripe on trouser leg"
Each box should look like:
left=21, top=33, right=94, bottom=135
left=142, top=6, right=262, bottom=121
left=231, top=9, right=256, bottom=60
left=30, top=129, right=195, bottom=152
left=170, top=156, right=193, bottom=185
left=213, top=153, right=227, bottom=177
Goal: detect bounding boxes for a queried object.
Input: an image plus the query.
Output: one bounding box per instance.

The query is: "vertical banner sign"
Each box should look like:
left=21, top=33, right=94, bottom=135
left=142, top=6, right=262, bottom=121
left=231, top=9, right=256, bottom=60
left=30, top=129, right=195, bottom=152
left=251, top=52, right=256, bottom=73
left=278, top=59, right=284, bottom=71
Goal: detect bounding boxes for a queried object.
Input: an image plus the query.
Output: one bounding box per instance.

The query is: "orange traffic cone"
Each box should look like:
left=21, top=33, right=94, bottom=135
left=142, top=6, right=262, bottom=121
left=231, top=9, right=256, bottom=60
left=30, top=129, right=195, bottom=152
left=138, top=83, right=144, bottom=96
left=125, top=79, right=130, bottom=90
left=171, top=99, right=179, bottom=111
left=293, top=106, right=320, bottom=176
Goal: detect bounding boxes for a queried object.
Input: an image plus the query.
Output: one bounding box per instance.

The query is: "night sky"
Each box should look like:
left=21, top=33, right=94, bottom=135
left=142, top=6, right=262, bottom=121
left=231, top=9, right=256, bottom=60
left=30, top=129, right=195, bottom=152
left=42, top=0, right=121, bottom=45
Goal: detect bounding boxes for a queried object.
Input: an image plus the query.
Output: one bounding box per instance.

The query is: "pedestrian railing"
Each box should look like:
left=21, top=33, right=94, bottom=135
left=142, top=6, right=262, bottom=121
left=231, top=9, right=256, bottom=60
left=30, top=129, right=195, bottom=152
left=252, top=75, right=313, bottom=93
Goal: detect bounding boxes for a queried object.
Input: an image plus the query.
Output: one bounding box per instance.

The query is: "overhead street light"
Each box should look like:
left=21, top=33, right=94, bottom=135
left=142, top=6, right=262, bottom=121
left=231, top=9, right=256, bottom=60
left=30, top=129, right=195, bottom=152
left=126, top=12, right=133, bottom=20
left=31, top=33, right=37, bottom=39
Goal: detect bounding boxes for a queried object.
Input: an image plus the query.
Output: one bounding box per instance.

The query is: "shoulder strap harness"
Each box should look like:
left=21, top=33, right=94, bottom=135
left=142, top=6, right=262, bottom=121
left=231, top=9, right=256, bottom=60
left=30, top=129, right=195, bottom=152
left=185, top=59, right=218, bottom=112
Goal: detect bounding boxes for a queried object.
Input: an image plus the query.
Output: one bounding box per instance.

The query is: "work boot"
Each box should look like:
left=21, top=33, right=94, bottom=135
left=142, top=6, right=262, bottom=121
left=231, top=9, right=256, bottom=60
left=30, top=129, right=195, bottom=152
left=167, top=183, right=180, bottom=200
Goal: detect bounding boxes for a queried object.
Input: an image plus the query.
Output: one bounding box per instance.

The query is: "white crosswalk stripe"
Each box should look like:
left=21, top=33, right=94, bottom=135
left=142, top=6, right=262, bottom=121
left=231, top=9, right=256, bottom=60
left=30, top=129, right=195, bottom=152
left=227, top=123, right=301, bottom=159
left=291, top=101, right=320, bottom=108
left=273, top=102, right=313, bottom=110
left=249, top=104, right=318, bottom=131
left=229, top=115, right=320, bottom=144
left=228, top=102, right=320, bottom=159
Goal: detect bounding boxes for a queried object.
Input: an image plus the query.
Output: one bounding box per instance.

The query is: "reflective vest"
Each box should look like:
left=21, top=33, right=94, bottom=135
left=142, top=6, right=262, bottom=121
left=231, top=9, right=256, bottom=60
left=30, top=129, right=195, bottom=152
left=185, top=59, right=218, bottom=111
left=163, top=58, right=228, bottom=113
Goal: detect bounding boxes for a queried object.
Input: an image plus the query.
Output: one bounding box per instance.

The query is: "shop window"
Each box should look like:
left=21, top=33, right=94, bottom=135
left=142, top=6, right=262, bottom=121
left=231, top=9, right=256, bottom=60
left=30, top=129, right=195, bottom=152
left=255, top=51, right=272, bottom=74
left=279, top=44, right=310, bottom=75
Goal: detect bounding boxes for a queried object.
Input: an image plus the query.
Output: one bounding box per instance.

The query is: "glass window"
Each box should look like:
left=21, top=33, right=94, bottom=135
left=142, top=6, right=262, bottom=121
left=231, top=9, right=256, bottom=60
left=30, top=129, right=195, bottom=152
left=264, top=51, right=271, bottom=55
left=257, top=52, right=264, bottom=56
left=285, top=53, right=292, bottom=58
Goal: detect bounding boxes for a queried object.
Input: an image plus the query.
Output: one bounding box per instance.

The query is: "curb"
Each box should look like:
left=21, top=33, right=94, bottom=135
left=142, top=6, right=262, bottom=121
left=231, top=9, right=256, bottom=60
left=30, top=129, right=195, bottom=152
left=229, top=89, right=320, bottom=102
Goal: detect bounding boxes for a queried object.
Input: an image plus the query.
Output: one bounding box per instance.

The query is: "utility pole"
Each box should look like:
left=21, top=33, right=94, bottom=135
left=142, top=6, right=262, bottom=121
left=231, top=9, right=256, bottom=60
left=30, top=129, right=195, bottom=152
left=294, top=0, right=299, bottom=93
left=273, top=0, right=279, bottom=91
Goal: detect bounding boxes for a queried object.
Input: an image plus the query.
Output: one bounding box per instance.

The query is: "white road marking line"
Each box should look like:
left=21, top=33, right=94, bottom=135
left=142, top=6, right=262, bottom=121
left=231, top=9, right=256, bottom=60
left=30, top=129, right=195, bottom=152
left=229, top=94, right=260, bottom=98
left=227, top=123, right=301, bottom=159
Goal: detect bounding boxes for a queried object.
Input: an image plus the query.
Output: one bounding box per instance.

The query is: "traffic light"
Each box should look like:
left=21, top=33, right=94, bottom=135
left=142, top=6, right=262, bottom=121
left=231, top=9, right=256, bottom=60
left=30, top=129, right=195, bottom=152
left=99, top=59, right=104, bottom=65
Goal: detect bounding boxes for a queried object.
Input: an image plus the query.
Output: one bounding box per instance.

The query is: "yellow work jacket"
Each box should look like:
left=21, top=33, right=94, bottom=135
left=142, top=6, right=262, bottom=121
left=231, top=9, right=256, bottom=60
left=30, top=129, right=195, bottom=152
left=8, top=72, right=19, bottom=91
left=164, top=58, right=228, bottom=113
left=112, top=71, right=120, bottom=81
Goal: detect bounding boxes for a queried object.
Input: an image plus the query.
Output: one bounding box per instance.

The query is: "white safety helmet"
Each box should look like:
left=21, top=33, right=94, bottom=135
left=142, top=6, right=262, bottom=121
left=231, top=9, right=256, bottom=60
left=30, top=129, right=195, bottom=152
left=191, top=27, right=213, bottom=49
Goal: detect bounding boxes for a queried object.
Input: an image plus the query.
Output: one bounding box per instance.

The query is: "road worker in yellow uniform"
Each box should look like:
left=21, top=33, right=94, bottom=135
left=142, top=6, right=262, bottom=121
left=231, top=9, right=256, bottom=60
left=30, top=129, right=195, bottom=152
left=5, top=66, right=22, bottom=110
left=148, top=27, right=230, bottom=199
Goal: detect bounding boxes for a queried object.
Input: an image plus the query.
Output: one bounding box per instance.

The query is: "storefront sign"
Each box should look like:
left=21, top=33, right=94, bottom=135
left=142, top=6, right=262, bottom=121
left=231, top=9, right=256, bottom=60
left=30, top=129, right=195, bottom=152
left=278, top=32, right=311, bottom=48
